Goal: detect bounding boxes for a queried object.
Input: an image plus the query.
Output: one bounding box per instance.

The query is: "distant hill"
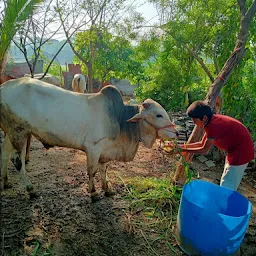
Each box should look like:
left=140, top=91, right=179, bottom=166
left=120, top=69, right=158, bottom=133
left=9, top=39, right=75, bottom=65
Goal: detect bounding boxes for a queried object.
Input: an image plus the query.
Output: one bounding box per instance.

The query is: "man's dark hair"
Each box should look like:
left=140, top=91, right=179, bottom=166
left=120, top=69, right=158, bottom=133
left=186, top=101, right=213, bottom=120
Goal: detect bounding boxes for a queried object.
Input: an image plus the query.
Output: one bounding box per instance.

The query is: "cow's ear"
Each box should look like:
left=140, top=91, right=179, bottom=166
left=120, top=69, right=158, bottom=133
left=127, top=113, right=142, bottom=122
left=142, top=102, right=151, bottom=109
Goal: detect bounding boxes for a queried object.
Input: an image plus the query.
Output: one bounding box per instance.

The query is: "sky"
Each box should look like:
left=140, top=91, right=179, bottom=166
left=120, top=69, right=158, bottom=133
left=137, top=1, right=159, bottom=24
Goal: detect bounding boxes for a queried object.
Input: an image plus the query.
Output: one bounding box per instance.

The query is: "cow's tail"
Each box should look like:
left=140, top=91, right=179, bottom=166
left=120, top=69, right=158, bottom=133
left=77, top=77, right=82, bottom=92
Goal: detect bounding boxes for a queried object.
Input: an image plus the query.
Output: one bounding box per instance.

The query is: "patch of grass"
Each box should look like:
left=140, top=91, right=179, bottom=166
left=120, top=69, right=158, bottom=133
left=32, top=243, right=53, bottom=256
left=32, top=241, right=40, bottom=256
left=119, top=176, right=182, bottom=253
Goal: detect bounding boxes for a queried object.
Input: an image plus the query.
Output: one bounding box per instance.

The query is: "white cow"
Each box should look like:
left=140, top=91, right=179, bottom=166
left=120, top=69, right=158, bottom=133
left=24, top=73, right=61, bottom=87
left=0, top=78, right=177, bottom=200
left=72, top=74, right=86, bottom=93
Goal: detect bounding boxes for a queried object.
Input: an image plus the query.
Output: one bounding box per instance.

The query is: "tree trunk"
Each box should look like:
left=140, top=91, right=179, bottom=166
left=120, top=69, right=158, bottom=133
left=0, top=53, right=8, bottom=84
left=173, top=0, right=256, bottom=184
left=87, top=61, right=94, bottom=93
left=0, top=62, right=4, bottom=84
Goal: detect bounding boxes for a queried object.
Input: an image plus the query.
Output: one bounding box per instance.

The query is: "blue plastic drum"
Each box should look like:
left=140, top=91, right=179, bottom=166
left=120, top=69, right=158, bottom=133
left=176, top=180, right=252, bottom=256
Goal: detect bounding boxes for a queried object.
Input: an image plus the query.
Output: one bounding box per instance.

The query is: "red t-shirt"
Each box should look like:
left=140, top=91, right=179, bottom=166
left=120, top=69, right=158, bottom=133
left=204, top=114, right=254, bottom=165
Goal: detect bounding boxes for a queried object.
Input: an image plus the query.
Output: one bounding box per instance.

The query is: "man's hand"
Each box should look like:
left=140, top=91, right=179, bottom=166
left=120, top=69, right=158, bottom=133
left=162, top=141, right=184, bottom=155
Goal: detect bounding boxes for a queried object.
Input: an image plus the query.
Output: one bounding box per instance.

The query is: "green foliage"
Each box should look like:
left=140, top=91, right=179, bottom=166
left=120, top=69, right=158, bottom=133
left=136, top=0, right=235, bottom=111
left=43, top=61, right=65, bottom=81
left=134, top=32, right=161, bottom=61
left=74, top=29, right=144, bottom=84
left=222, top=56, right=256, bottom=140
left=0, top=0, right=42, bottom=68
left=135, top=33, right=210, bottom=111
left=135, top=0, right=256, bottom=140
left=32, top=241, right=40, bottom=256
left=220, top=14, right=256, bottom=140
left=167, top=0, right=239, bottom=67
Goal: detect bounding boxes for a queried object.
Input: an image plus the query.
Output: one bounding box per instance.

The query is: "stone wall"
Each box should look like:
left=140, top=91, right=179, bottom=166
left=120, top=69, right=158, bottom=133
left=4, top=60, right=43, bottom=78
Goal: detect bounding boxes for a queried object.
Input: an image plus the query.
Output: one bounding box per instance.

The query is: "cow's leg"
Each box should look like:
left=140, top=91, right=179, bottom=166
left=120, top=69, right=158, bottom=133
left=12, top=152, right=22, bottom=170
left=25, top=134, right=31, bottom=163
left=1, top=135, right=14, bottom=189
left=99, top=163, right=115, bottom=196
left=87, top=165, right=97, bottom=196
left=86, top=151, right=100, bottom=201
left=19, top=140, right=33, bottom=193
left=10, top=134, right=31, bottom=170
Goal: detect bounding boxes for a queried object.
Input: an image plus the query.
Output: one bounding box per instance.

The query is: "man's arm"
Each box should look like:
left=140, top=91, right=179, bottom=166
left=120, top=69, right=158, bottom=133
left=179, top=134, right=214, bottom=155
left=180, top=133, right=208, bottom=149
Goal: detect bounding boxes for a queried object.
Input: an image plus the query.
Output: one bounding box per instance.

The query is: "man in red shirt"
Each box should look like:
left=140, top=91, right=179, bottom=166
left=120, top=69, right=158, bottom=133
left=180, top=100, right=254, bottom=190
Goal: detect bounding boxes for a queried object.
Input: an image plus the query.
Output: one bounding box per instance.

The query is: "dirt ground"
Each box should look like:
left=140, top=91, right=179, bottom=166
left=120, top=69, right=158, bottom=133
left=1, top=136, right=256, bottom=256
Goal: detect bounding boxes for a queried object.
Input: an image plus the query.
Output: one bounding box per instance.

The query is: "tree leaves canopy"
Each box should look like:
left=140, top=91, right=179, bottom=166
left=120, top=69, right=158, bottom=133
left=0, top=0, right=43, bottom=73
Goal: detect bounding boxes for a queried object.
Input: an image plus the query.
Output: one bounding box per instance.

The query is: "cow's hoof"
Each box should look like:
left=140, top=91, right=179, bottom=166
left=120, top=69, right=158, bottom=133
left=14, top=160, right=22, bottom=171
left=11, top=155, right=22, bottom=171
left=1, top=182, right=12, bottom=190
left=91, top=193, right=102, bottom=203
left=4, top=182, right=13, bottom=189
left=29, top=191, right=38, bottom=199
left=104, top=190, right=115, bottom=197
left=26, top=184, right=34, bottom=192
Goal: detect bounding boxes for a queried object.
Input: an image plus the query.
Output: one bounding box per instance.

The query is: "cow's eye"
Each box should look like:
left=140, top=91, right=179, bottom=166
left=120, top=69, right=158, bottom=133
left=156, top=114, right=163, bottom=118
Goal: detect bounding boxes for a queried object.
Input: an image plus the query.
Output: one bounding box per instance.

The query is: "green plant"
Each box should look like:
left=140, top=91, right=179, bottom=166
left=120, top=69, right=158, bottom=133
left=119, top=176, right=182, bottom=252
left=43, top=61, right=65, bottom=81
left=32, top=241, right=40, bottom=256
left=222, top=58, right=256, bottom=140
left=0, top=0, right=43, bottom=74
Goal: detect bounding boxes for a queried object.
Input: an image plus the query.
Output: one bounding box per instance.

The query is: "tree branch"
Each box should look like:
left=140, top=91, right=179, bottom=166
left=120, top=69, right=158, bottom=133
left=57, top=0, right=89, bottom=65
left=185, top=46, right=215, bottom=83
left=167, top=32, right=215, bottom=83
left=42, top=39, right=68, bottom=78
left=245, top=0, right=256, bottom=20
left=237, top=0, right=247, bottom=16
